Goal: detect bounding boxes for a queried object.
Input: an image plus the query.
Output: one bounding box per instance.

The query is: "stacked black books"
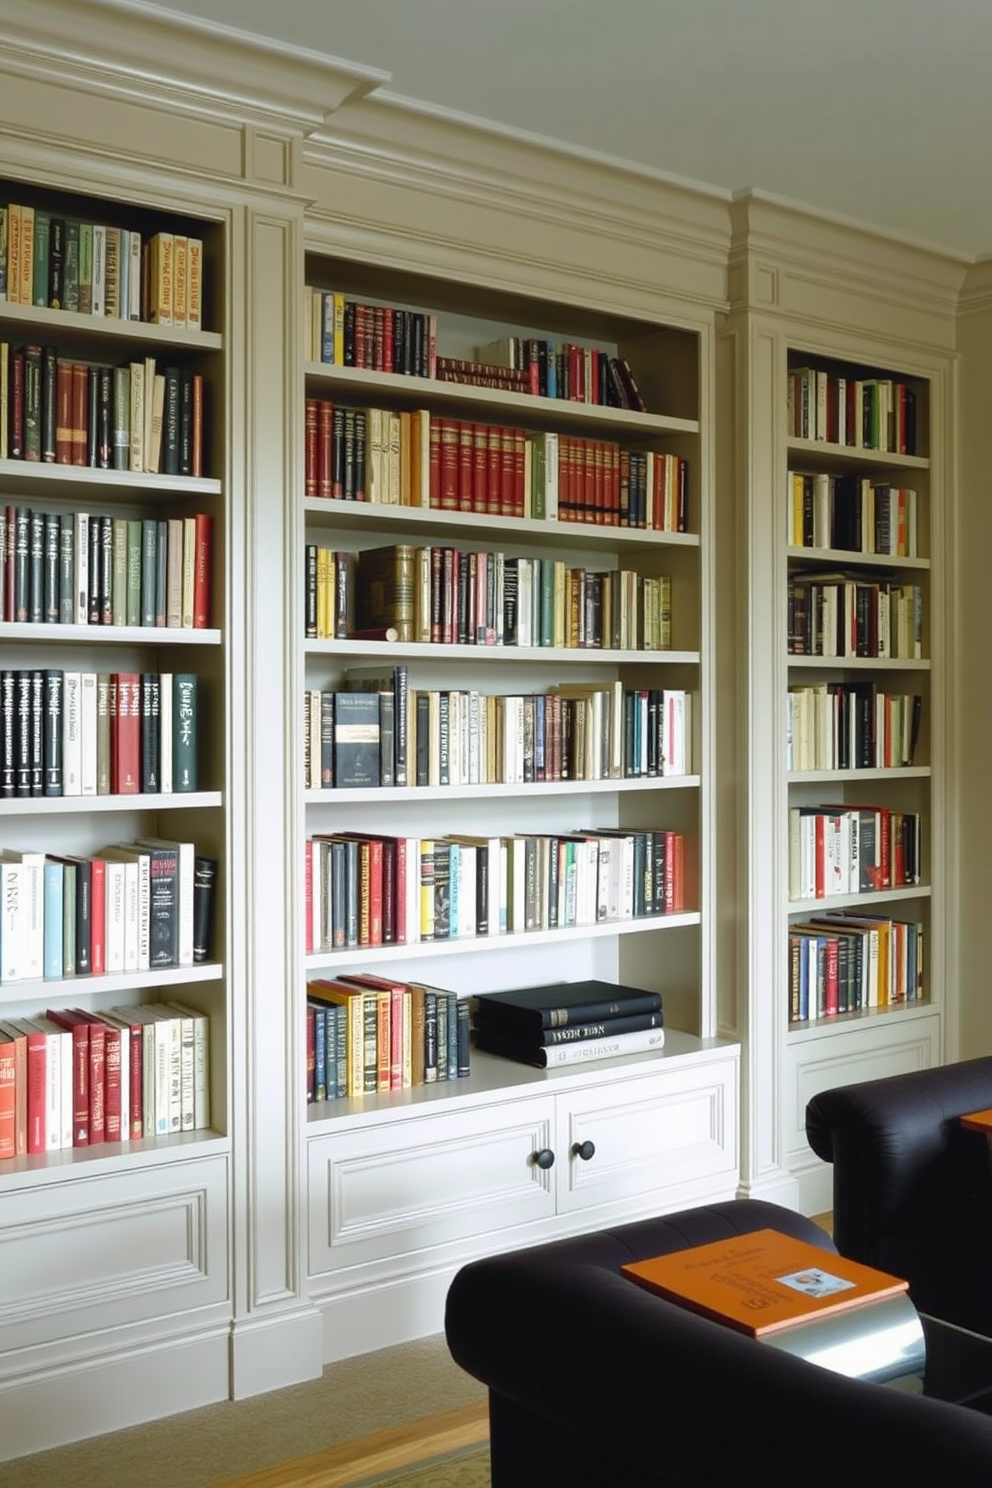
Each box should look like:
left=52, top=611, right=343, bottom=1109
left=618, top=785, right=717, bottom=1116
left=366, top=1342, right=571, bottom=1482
left=471, top=979, right=664, bottom=1069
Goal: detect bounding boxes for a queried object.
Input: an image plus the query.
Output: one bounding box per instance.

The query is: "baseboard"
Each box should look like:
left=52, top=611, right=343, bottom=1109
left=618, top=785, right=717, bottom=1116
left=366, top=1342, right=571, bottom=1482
left=736, top=1169, right=802, bottom=1209
left=0, top=1326, right=230, bottom=1462
left=229, top=1305, right=325, bottom=1399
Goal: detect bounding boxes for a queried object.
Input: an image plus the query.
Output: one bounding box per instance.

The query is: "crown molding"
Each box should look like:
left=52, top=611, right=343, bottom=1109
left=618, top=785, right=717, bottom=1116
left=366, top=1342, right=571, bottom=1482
left=957, top=255, right=992, bottom=318
left=304, top=94, right=732, bottom=313
left=727, top=190, right=967, bottom=348
left=0, top=0, right=387, bottom=134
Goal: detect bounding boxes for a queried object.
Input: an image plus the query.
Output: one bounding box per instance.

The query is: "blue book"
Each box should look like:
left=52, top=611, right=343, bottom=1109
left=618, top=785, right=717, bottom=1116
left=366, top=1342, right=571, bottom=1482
left=43, top=857, right=64, bottom=980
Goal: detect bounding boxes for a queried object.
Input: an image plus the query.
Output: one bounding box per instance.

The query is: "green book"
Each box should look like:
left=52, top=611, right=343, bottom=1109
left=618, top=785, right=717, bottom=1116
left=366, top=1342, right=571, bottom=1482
left=173, top=673, right=198, bottom=792
left=141, top=519, right=158, bottom=627
left=111, top=517, right=128, bottom=626
left=126, top=519, right=142, bottom=627
left=78, top=221, right=93, bottom=314
left=63, top=220, right=80, bottom=312
left=32, top=210, right=50, bottom=307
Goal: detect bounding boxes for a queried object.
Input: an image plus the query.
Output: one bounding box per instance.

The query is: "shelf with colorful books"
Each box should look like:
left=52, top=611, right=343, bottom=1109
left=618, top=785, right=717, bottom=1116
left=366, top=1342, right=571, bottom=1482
left=781, top=349, right=935, bottom=1043
left=0, top=181, right=228, bottom=1172
left=298, top=253, right=709, bottom=1146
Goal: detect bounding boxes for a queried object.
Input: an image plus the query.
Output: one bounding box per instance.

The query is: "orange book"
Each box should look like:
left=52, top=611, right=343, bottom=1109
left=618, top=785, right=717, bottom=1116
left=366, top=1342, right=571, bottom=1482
left=960, top=1108, right=992, bottom=1134
left=193, top=512, right=212, bottom=629
left=622, top=1228, right=907, bottom=1338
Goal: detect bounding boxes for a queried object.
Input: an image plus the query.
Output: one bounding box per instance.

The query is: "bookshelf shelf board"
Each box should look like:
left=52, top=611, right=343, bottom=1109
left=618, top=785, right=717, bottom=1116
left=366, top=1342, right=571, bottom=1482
left=304, top=362, right=699, bottom=437
left=0, top=621, right=221, bottom=645
left=788, top=884, right=931, bottom=916
left=787, top=655, right=930, bottom=673
left=305, top=912, right=701, bottom=973
left=787, top=998, right=935, bottom=1041
left=0, top=790, right=223, bottom=815
left=303, top=497, right=699, bottom=551
left=306, top=638, right=698, bottom=666
left=304, top=776, right=700, bottom=806
left=0, top=960, right=224, bottom=1006
left=0, top=1129, right=230, bottom=1187
left=0, top=300, right=223, bottom=352
left=0, top=460, right=222, bottom=499
left=785, top=437, right=929, bottom=472
left=787, top=767, right=930, bottom=785
left=306, top=1029, right=723, bottom=1129
left=786, top=546, right=929, bottom=572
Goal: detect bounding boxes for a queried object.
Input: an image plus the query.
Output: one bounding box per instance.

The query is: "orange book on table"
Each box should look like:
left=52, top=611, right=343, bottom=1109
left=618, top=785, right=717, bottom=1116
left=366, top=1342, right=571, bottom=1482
left=960, top=1108, right=992, bottom=1132
left=622, top=1228, right=908, bottom=1338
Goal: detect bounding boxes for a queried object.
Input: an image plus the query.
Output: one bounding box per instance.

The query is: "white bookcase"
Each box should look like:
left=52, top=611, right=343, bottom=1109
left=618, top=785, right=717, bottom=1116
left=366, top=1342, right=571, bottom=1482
left=297, top=252, right=740, bottom=1357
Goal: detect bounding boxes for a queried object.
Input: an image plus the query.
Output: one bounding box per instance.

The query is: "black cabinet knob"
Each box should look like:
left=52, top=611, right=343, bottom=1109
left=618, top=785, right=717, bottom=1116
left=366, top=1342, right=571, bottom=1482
left=573, top=1140, right=596, bottom=1161
left=534, top=1147, right=555, bottom=1170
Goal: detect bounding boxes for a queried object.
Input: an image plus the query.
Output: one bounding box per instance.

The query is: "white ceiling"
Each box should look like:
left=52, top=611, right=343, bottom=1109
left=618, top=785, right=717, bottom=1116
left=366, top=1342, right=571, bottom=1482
left=136, top=0, right=992, bottom=259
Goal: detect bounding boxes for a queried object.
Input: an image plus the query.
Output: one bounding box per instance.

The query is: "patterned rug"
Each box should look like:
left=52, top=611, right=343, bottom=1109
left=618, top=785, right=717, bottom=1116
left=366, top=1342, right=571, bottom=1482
left=353, top=1444, right=490, bottom=1488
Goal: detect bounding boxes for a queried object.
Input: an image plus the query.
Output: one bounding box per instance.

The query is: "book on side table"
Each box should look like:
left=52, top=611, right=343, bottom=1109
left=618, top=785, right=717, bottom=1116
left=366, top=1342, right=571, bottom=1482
left=622, top=1227, right=924, bottom=1384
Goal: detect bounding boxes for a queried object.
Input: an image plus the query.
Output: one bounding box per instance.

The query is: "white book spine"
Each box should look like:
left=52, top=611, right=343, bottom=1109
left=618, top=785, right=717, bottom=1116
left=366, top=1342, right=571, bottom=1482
left=79, top=672, right=98, bottom=796
left=62, top=672, right=82, bottom=796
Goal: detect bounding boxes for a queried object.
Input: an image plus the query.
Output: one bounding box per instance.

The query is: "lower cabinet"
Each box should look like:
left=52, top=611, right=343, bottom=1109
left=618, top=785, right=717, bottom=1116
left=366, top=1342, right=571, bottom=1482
left=784, top=1012, right=942, bottom=1214
left=306, top=1036, right=740, bottom=1361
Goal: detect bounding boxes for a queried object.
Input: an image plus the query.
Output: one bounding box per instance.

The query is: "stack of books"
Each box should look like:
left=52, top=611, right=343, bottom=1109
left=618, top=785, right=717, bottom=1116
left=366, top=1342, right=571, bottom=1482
left=470, top=978, right=664, bottom=1069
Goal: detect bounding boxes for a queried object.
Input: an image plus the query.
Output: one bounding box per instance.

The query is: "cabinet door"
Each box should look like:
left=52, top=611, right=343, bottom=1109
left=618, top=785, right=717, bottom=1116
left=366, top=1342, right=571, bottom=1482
left=555, top=1056, right=738, bottom=1218
left=307, top=1095, right=557, bottom=1275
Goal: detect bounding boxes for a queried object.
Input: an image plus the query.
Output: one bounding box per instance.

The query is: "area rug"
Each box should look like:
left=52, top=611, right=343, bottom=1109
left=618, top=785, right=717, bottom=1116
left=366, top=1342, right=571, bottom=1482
left=352, top=1443, right=490, bottom=1488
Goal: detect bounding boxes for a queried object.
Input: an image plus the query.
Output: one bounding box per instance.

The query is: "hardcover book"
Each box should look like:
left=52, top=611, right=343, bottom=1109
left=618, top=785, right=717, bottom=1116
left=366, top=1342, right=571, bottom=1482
left=472, top=977, right=662, bottom=1033
left=622, top=1228, right=908, bottom=1337
left=333, top=691, right=380, bottom=788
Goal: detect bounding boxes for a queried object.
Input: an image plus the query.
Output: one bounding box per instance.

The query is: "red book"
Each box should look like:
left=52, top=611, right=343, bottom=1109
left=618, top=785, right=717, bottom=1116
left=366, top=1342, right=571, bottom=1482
left=71, top=362, right=88, bottom=466
left=113, top=672, right=141, bottom=794
left=193, top=512, right=212, bottom=629
left=89, top=858, right=106, bottom=975
left=103, top=1012, right=143, bottom=1140
left=381, top=836, right=397, bottom=945
left=44, top=1008, right=90, bottom=1146
left=438, top=419, right=459, bottom=509
left=98, top=1018, right=122, bottom=1142
left=0, top=1027, right=16, bottom=1160
left=486, top=425, right=501, bottom=515
left=457, top=420, right=474, bottom=511
left=55, top=358, right=73, bottom=464
left=8, top=349, right=25, bottom=459
left=77, top=1011, right=106, bottom=1144
left=317, top=401, right=333, bottom=499
left=22, top=1023, right=48, bottom=1154
left=0, top=1021, right=27, bottom=1155
left=428, top=417, right=442, bottom=508
left=499, top=426, right=515, bottom=516
left=304, top=398, right=318, bottom=497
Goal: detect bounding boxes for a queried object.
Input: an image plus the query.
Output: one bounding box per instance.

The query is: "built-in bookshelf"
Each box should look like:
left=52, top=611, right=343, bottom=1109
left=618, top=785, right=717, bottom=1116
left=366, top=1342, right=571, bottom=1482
left=783, top=351, right=933, bottom=1038
left=0, top=181, right=227, bottom=1166
left=299, top=258, right=722, bottom=1116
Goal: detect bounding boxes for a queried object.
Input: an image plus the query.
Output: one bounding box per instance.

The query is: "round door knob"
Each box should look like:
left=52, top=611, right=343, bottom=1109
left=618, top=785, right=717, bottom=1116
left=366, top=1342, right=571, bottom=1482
left=534, top=1147, right=556, bottom=1170
left=573, top=1140, right=596, bottom=1161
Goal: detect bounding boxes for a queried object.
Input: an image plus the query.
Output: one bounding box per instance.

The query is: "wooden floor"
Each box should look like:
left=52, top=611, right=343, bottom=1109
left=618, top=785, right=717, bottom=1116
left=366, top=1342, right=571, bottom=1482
left=211, top=1400, right=489, bottom=1488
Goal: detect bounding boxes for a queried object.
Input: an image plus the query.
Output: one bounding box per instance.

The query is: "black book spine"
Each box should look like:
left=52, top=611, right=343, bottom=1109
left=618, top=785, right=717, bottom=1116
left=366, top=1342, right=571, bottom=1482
left=44, top=668, right=63, bottom=796
left=456, top=999, right=471, bottom=1077
left=0, top=670, right=15, bottom=797
left=74, top=857, right=92, bottom=974
left=179, top=367, right=193, bottom=476
left=162, top=368, right=181, bottom=475
left=44, top=511, right=60, bottom=622
left=353, top=409, right=367, bottom=501
left=14, top=506, right=29, bottom=622
left=96, top=365, right=112, bottom=469
left=15, top=669, right=31, bottom=797
left=88, top=513, right=102, bottom=623
left=30, top=667, right=44, bottom=796
left=41, top=345, right=57, bottom=463
left=48, top=218, right=65, bottom=308
left=140, top=672, right=160, bottom=793
left=304, top=543, right=317, bottom=639
left=192, top=855, right=218, bottom=963
left=99, top=512, right=113, bottom=625
left=28, top=509, right=44, bottom=623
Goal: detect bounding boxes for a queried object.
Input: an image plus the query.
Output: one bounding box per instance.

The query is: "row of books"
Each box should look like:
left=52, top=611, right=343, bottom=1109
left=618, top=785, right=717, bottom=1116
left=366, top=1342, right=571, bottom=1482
left=788, top=912, right=925, bottom=1021
left=788, top=805, right=921, bottom=901
left=0, top=506, right=212, bottom=630
left=472, top=337, right=648, bottom=411
left=305, top=828, right=687, bottom=954
left=304, top=402, right=687, bottom=531
left=0, top=998, right=211, bottom=1160
left=787, top=573, right=923, bottom=659
left=788, top=473, right=919, bottom=557
left=1, top=669, right=198, bottom=798
left=304, top=674, right=691, bottom=789
left=1, top=343, right=205, bottom=475
left=0, top=206, right=203, bottom=328
left=0, top=841, right=216, bottom=982
left=786, top=684, right=922, bottom=773
left=470, top=977, right=665, bottom=1070
left=346, top=542, right=673, bottom=652
left=306, top=973, right=469, bottom=1101
left=302, top=289, right=649, bottom=410
left=788, top=367, right=918, bottom=454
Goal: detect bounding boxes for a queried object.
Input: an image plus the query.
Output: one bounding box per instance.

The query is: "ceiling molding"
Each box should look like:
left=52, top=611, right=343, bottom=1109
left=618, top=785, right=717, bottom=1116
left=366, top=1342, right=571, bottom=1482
left=0, top=0, right=388, bottom=135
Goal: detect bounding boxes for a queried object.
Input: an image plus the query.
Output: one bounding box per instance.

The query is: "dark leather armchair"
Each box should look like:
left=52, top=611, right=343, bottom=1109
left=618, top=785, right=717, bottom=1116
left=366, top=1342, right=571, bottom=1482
left=806, top=1056, right=992, bottom=1334
left=444, top=1198, right=992, bottom=1488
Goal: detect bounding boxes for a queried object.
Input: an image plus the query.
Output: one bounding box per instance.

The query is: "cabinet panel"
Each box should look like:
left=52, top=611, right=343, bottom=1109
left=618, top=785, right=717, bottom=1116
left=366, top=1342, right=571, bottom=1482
left=307, top=1096, right=557, bottom=1273
left=558, top=1059, right=737, bottom=1214
left=0, top=1154, right=229, bottom=1356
